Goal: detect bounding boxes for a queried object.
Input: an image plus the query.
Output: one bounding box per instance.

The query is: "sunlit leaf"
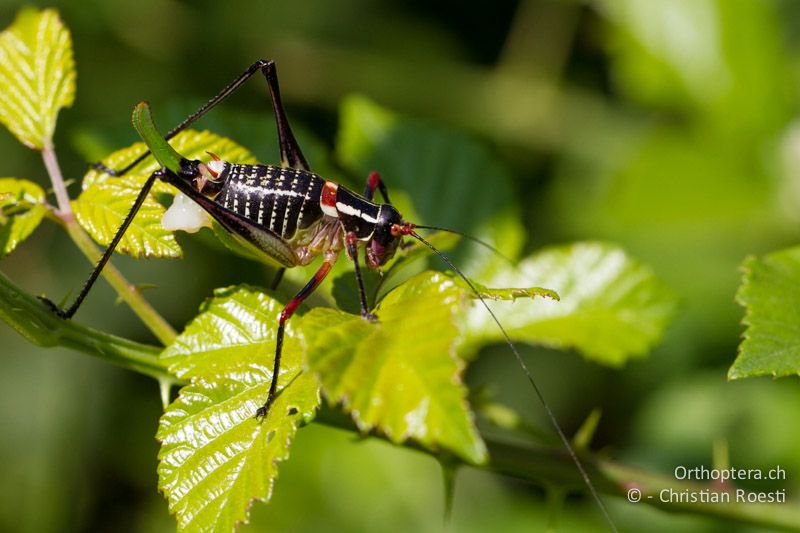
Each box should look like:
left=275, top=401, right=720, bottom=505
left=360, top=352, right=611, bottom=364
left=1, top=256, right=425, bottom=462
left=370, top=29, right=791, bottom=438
left=0, top=8, right=75, bottom=150
left=0, top=178, right=47, bottom=257
left=74, top=130, right=257, bottom=258
left=304, top=271, right=488, bottom=464
left=463, top=242, right=676, bottom=366
left=730, top=247, right=800, bottom=379
left=73, top=176, right=181, bottom=258
left=161, top=285, right=299, bottom=379
left=158, top=286, right=319, bottom=532
left=329, top=230, right=460, bottom=314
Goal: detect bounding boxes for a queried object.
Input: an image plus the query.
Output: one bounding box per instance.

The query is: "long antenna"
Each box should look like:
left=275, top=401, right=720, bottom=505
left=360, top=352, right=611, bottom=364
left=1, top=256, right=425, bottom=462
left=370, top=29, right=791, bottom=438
left=410, top=231, right=618, bottom=533
left=413, top=225, right=514, bottom=265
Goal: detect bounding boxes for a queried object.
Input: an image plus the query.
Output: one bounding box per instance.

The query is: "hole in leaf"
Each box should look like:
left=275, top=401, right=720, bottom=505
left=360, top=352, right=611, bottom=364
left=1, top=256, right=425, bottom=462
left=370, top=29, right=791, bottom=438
left=287, top=407, right=298, bottom=416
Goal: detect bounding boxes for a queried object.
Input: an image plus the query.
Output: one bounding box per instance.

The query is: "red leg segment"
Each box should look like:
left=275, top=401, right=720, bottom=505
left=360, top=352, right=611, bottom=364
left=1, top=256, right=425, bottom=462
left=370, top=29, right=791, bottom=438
left=256, top=251, right=338, bottom=419
left=363, top=171, right=391, bottom=204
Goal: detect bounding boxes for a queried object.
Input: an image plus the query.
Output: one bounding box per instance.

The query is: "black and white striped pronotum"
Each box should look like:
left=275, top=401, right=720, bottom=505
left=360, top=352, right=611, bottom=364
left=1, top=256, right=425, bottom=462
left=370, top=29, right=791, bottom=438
left=39, top=59, right=616, bottom=530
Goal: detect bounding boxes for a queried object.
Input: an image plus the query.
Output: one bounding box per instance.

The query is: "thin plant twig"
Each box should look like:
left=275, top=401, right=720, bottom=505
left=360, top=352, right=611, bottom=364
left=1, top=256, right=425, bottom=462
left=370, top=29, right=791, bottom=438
left=40, top=144, right=176, bottom=345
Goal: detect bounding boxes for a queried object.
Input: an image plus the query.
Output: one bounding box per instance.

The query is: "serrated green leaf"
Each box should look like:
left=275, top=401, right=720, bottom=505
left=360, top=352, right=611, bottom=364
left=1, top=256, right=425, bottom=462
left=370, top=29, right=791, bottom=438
left=158, top=286, right=319, bottom=532
left=730, top=247, right=800, bottom=379
left=304, top=271, right=488, bottom=464
left=0, top=178, right=47, bottom=257
left=74, top=130, right=257, bottom=258
left=158, top=370, right=318, bottom=532
left=463, top=242, right=676, bottom=366
left=0, top=8, right=75, bottom=150
left=161, top=285, right=299, bottom=379
left=329, top=231, right=460, bottom=314
left=72, top=176, right=181, bottom=258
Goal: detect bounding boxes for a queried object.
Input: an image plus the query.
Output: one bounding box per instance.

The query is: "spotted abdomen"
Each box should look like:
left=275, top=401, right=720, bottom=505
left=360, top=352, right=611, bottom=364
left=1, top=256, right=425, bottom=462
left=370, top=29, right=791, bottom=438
left=215, top=163, right=325, bottom=239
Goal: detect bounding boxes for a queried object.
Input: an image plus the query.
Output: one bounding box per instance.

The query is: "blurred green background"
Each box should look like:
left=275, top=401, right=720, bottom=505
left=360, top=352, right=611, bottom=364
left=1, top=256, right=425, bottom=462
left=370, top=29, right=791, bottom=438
left=2, top=0, right=800, bottom=531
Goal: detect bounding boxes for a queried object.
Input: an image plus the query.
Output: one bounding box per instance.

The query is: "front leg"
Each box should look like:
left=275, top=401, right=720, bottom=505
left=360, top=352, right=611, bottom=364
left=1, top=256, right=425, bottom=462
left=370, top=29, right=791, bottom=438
left=345, top=232, right=377, bottom=321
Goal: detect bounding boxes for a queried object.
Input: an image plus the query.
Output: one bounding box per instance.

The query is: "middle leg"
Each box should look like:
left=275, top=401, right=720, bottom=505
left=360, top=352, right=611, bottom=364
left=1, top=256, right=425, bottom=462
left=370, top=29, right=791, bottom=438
left=256, top=251, right=338, bottom=419
left=345, top=232, right=376, bottom=321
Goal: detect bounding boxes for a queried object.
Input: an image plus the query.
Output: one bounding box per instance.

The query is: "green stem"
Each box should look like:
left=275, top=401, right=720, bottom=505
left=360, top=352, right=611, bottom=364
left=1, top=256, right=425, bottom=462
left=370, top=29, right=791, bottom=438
left=0, top=268, right=171, bottom=381
left=1, top=272, right=797, bottom=530
left=319, top=411, right=800, bottom=531
left=63, top=219, right=177, bottom=345
left=40, top=145, right=176, bottom=345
